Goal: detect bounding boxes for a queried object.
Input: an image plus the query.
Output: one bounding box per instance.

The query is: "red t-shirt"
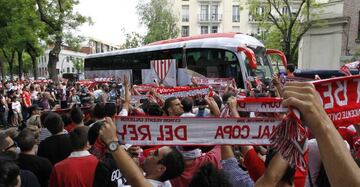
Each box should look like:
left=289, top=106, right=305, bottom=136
left=22, top=91, right=31, bottom=107
left=49, top=155, right=99, bottom=187
left=64, top=123, right=77, bottom=133
left=244, top=148, right=265, bottom=182
left=170, top=146, right=222, bottom=187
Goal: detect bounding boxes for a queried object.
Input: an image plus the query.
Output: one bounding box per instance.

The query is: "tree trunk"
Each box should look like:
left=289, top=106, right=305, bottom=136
left=48, top=37, right=61, bottom=83
left=30, top=52, right=38, bottom=80
left=17, top=50, right=24, bottom=81
left=9, top=51, right=15, bottom=81
left=0, top=59, right=5, bottom=80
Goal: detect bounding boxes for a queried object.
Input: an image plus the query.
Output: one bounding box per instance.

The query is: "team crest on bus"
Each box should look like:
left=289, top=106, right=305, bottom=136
left=151, top=59, right=175, bottom=81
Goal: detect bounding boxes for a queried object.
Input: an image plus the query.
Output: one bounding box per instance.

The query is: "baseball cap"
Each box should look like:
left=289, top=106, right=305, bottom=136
left=28, top=104, right=42, bottom=114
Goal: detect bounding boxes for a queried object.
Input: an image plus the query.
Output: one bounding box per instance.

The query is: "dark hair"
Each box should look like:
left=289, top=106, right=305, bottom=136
left=105, top=103, right=117, bottom=117
left=287, top=63, right=295, bottom=73
left=70, top=126, right=89, bottom=151
left=61, top=113, right=72, bottom=127
left=141, top=99, right=151, bottom=114
left=0, top=160, right=20, bottom=187
left=189, top=163, right=232, bottom=187
left=93, top=103, right=106, bottom=119
left=88, top=122, right=102, bottom=145
left=44, top=112, right=64, bottom=135
left=181, top=97, right=194, bottom=113
left=315, top=163, right=330, bottom=187
left=16, top=129, right=36, bottom=152
left=158, top=147, right=185, bottom=182
left=0, top=133, right=9, bottom=151
left=147, top=102, right=164, bottom=116
left=222, top=91, right=235, bottom=104
left=70, top=107, right=84, bottom=124
left=265, top=148, right=295, bottom=185
left=212, top=95, right=222, bottom=111
left=40, top=111, right=51, bottom=128
left=163, top=97, right=178, bottom=116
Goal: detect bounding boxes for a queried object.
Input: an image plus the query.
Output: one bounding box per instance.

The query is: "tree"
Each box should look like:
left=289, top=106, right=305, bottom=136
left=121, top=31, right=144, bottom=49
left=35, top=0, right=90, bottom=83
left=26, top=42, right=44, bottom=80
left=0, top=0, right=46, bottom=80
left=73, top=58, right=84, bottom=74
left=137, top=0, right=179, bottom=44
left=248, top=0, right=321, bottom=65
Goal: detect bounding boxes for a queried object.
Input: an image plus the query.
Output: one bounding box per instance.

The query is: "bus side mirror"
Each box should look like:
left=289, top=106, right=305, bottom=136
left=237, top=46, right=257, bottom=70
left=266, top=49, right=287, bottom=67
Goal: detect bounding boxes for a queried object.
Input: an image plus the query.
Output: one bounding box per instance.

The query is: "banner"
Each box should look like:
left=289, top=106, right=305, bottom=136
left=236, top=75, right=360, bottom=127
left=193, top=77, right=233, bottom=85
left=115, top=116, right=281, bottom=145
left=156, top=86, right=209, bottom=99
left=313, top=75, right=360, bottom=127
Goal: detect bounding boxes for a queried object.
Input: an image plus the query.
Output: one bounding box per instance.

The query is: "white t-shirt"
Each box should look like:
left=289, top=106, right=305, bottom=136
left=147, top=179, right=172, bottom=187
left=12, top=101, right=21, bottom=113
left=180, top=112, right=196, bottom=117
left=193, top=107, right=212, bottom=117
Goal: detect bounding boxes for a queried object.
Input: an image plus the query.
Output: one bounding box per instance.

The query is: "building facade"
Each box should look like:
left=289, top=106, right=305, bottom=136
left=37, top=48, right=87, bottom=78
left=170, top=0, right=262, bottom=37
left=37, top=38, right=120, bottom=78
left=298, top=0, right=360, bottom=69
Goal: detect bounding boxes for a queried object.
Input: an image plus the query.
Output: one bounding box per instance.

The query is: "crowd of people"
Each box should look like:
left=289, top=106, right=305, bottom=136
left=0, top=70, right=360, bottom=187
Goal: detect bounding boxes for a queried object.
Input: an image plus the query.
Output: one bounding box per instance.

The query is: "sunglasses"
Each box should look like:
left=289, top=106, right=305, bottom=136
left=5, top=141, right=17, bottom=151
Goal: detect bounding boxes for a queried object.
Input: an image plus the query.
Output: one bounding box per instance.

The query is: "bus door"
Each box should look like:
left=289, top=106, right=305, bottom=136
left=236, top=46, right=257, bottom=89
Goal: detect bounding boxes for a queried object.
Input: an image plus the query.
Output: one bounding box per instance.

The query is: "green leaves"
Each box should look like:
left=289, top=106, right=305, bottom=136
left=137, top=0, right=179, bottom=44
left=247, top=0, right=320, bottom=64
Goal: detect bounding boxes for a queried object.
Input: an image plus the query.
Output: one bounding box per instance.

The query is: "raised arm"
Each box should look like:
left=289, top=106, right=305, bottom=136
left=99, top=117, right=151, bottom=187
left=282, top=82, right=360, bottom=187
left=255, top=153, right=289, bottom=187
left=205, top=95, right=220, bottom=117
left=121, top=75, right=131, bottom=113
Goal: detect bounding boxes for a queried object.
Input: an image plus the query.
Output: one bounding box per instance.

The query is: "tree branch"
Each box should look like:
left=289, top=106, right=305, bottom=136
left=289, top=0, right=307, bottom=32
left=267, top=5, right=286, bottom=36
left=268, top=0, right=287, bottom=27
left=283, top=0, right=292, bottom=20
left=35, top=0, right=56, bottom=29
left=291, top=22, right=312, bottom=56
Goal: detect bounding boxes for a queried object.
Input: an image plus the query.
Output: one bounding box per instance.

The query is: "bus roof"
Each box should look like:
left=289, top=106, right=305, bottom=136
left=86, top=33, right=264, bottom=59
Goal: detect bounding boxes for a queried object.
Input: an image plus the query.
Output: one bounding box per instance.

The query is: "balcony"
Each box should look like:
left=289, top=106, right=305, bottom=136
left=197, top=0, right=221, bottom=2
left=198, top=14, right=222, bottom=23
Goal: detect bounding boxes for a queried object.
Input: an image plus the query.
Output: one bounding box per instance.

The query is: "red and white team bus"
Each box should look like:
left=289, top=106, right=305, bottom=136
left=84, top=33, right=286, bottom=89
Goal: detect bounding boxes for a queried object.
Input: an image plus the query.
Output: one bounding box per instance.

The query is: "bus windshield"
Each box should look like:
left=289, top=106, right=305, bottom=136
left=243, top=47, right=273, bottom=80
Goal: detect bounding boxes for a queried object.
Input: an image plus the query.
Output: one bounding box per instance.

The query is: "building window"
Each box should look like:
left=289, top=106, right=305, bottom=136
left=211, top=26, right=218, bottom=33
left=211, top=5, right=219, bottom=21
left=66, top=56, right=70, bottom=62
left=182, top=5, right=189, bottom=22
left=200, top=5, right=209, bottom=21
left=72, top=68, right=75, bottom=73
left=233, top=5, right=240, bottom=22
left=182, top=26, right=189, bottom=37
left=201, top=26, right=209, bottom=34
left=67, top=67, right=70, bottom=73
left=282, top=7, right=289, bottom=15
left=232, top=26, right=240, bottom=32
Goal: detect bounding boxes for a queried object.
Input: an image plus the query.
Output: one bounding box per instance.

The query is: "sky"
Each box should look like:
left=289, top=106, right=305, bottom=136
left=74, top=0, right=146, bottom=46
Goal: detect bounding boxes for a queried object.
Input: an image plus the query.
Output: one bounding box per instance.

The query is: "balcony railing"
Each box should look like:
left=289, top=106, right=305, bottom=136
left=198, top=14, right=222, bottom=23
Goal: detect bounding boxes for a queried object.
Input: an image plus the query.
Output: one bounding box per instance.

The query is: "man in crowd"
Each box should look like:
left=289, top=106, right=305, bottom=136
left=16, top=129, right=53, bottom=187
left=99, top=117, right=185, bottom=187
left=163, top=97, right=184, bottom=116
left=37, top=112, right=72, bottom=165
left=49, top=126, right=110, bottom=187
left=65, top=107, right=84, bottom=132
